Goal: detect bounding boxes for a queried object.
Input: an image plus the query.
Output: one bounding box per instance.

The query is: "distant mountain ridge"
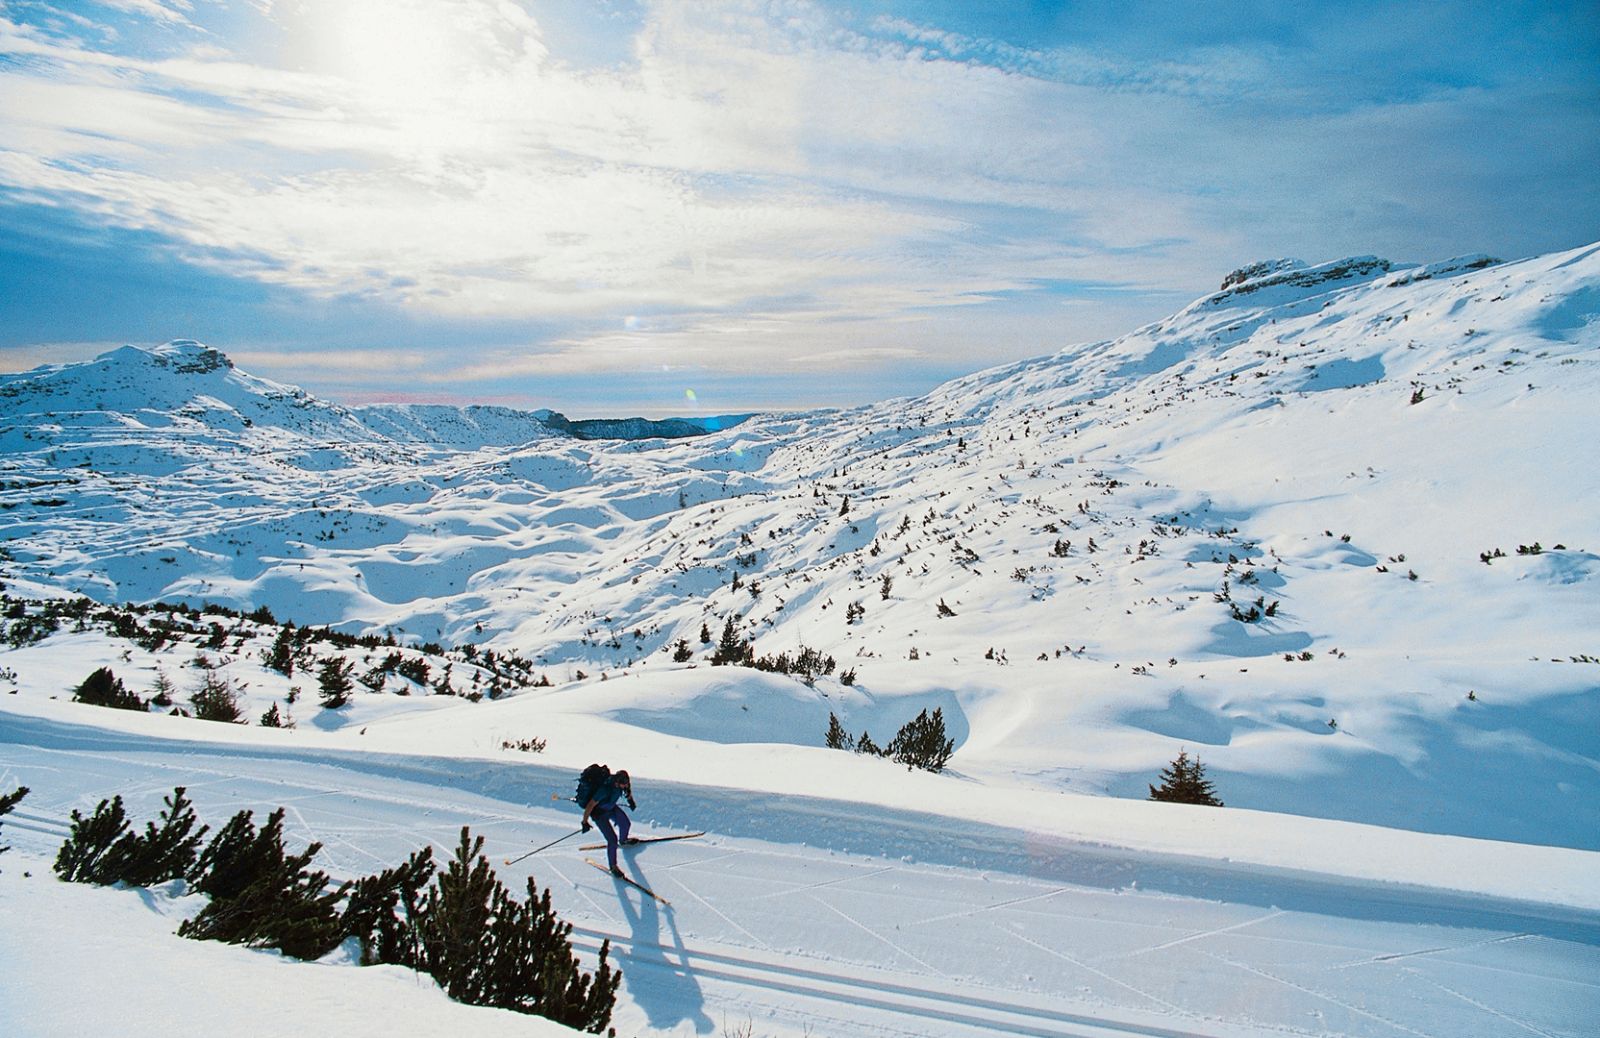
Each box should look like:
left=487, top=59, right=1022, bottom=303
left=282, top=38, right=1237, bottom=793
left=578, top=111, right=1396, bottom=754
left=0, top=339, right=752, bottom=449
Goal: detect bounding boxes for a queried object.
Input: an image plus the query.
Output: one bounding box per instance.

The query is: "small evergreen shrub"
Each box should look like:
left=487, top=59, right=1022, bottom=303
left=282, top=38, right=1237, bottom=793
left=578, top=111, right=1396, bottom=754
left=121, top=786, right=208, bottom=886
left=829, top=709, right=955, bottom=772
left=1148, top=750, right=1224, bottom=806
left=405, top=829, right=621, bottom=1032
left=318, top=657, right=354, bottom=709
left=53, top=787, right=206, bottom=885
left=53, top=795, right=133, bottom=883
left=1, top=785, right=28, bottom=871
left=711, top=617, right=751, bottom=666
left=262, top=626, right=295, bottom=676
left=825, top=712, right=854, bottom=750
left=179, top=806, right=345, bottom=959
left=190, top=668, right=244, bottom=723
left=748, top=645, right=835, bottom=683
left=887, top=708, right=955, bottom=773
left=73, top=666, right=146, bottom=711
left=341, top=847, right=436, bottom=966
left=396, top=656, right=430, bottom=687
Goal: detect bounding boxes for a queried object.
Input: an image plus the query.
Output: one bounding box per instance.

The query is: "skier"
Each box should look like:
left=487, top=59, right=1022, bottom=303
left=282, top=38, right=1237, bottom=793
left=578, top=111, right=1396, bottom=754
left=580, top=768, right=637, bottom=875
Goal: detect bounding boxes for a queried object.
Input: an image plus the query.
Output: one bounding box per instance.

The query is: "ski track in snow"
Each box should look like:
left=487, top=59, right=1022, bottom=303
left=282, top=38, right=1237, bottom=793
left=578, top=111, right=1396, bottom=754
left=3, top=715, right=1597, bottom=1038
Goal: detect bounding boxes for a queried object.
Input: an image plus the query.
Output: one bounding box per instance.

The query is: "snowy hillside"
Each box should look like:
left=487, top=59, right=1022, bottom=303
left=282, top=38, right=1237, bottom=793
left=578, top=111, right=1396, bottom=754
left=3, top=241, right=1598, bottom=1038
left=4, top=241, right=1597, bottom=846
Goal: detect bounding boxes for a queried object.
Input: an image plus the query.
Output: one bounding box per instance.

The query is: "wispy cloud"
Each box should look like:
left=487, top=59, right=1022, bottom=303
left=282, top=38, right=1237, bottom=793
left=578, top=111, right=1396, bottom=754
left=0, top=0, right=1595, bottom=409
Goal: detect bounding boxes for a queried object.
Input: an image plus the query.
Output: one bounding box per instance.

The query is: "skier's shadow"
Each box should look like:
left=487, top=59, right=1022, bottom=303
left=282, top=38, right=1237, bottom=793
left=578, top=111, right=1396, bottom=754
left=612, top=857, right=713, bottom=1034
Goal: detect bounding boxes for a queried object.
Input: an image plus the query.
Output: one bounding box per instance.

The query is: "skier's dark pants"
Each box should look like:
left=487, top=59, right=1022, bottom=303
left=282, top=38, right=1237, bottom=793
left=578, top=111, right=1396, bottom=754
left=592, top=805, right=632, bottom=869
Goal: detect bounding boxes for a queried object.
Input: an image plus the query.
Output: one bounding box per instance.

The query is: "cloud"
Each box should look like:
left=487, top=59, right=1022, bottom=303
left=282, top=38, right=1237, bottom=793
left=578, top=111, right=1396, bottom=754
left=227, top=348, right=434, bottom=378
left=0, top=340, right=125, bottom=371
left=0, top=0, right=1595, bottom=409
left=97, top=0, right=198, bottom=29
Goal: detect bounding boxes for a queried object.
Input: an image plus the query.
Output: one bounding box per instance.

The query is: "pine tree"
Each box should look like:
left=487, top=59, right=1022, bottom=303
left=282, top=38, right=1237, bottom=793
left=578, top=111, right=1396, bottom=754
left=73, top=666, right=146, bottom=711
left=1, top=786, right=29, bottom=872
left=263, top=625, right=295, bottom=676
left=1147, top=749, right=1224, bottom=806
left=406, top=829, right=620, bottom=1031
left=53, top=793, right=136, bottom=882
left=149, top=668, right=177, bottom=708
left=180, top=806, right=345, bottom=959
left=318, top=657, right=354, bottom=709
left=342, top=846, right=437, bottom=966
left=711, top=616, right=750, bottom=666
left=190, top=667, right=244, bottom=723
left=825, top=712, right=855, bottom=751
left=54, top=795, right=133, bottom=883
left=119, top=786, right=209, bottom=887
left=887, top=708, right=955, bottom=773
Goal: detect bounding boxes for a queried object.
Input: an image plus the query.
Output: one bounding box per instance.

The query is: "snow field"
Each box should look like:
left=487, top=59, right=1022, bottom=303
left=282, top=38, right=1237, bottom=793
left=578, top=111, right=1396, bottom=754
left=3, top=709, right=1597, bottom=1038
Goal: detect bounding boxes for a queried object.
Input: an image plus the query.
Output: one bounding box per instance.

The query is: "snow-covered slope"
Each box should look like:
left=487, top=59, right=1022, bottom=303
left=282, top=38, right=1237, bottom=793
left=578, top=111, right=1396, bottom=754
left=2, top=243, right=1598, bottom=853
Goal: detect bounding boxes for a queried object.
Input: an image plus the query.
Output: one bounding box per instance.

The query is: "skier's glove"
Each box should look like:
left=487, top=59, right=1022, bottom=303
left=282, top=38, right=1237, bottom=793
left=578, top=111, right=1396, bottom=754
left=581, top=820, right=592, bottom=833
left=627, top=797, right=637, bottom=810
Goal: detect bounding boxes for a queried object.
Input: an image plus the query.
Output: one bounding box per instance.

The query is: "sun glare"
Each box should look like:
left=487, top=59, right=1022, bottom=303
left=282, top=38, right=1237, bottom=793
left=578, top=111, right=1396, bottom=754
left=291, top=0, right=533, bottom=153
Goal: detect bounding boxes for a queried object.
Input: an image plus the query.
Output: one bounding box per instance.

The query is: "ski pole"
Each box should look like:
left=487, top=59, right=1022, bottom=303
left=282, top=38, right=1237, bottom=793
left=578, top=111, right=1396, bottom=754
left=504, top=827, right=582, bottom=866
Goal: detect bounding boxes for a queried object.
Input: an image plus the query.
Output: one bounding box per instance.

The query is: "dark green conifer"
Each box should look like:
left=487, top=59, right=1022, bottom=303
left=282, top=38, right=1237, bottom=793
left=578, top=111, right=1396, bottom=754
left=1148, top=749, right=1224, bottom=806
left=73, top=666, right=146, bottom=711
left=825, top=711, right=854, bottom=750
left=407, top=828, right=620, bottom=1032
left=887, top=708, right=955, bottom=773
left=1, top=786, right=29, bottom=872
left=180, top=806, right=345, bottom=959
left=711, top=616, right=750, bottom=666
left=190, top=668, right=244, bottom=723
left=318, top=657, right=354, bottom=709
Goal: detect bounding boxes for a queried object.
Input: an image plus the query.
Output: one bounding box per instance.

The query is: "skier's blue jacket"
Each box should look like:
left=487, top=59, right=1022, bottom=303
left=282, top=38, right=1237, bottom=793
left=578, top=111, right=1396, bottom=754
left=589, top=777, right=625, bottom=809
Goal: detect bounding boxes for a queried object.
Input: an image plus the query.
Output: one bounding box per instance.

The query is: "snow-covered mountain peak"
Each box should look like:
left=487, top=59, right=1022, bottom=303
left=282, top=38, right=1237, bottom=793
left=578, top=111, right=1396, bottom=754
left=1197, top=254, right=1400, bottom=310
left=134, top=339, right=234, bottom=373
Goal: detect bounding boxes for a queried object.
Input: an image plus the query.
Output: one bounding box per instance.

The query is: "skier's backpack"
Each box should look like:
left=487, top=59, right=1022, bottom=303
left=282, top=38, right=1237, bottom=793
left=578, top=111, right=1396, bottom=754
left=575, top=763, right=610, bottom=806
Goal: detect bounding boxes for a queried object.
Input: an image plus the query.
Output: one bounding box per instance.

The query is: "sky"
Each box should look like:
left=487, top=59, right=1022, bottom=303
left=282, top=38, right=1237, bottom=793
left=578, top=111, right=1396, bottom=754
left=0, top=1, right=1596, bottom=417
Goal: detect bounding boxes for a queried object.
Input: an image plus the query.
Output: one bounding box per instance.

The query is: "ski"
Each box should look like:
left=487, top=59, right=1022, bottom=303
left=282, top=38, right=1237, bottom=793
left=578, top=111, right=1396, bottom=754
left=586, top=858, right=670, bottom=906
left=578, top=831, right=705, bottom=851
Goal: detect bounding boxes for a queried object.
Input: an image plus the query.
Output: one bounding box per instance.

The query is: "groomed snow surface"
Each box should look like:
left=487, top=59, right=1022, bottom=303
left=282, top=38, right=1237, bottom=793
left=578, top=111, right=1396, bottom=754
left=3, top=683, right=1598, bottom=1038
